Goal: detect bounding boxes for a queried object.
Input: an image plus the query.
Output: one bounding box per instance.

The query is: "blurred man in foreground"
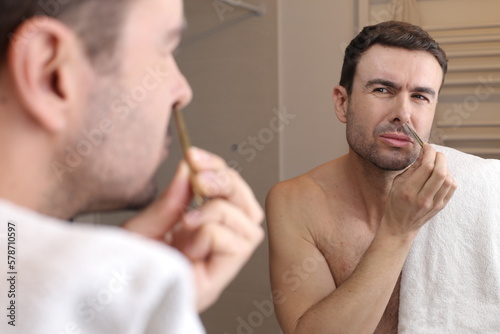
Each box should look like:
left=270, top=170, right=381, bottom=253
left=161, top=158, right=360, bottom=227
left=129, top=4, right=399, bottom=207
left=0, top=0, right=263, bottom=332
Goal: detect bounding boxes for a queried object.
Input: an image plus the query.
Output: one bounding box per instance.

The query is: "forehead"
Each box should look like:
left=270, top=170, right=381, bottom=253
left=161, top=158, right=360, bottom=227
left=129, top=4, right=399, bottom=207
left=355, top=44, right=443, bottom=90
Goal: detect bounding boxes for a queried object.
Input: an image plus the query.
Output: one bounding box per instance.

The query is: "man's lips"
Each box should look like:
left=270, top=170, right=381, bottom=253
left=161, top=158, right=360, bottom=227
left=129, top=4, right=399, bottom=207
left=380, top=133, right=413, bottom=147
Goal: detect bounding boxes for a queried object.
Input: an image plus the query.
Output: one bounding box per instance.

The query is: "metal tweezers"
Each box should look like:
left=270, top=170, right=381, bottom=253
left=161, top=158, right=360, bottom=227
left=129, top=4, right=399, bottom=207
left=404, top=123, right=425, bottom=147
left=173, top=108, right=205, bottom=207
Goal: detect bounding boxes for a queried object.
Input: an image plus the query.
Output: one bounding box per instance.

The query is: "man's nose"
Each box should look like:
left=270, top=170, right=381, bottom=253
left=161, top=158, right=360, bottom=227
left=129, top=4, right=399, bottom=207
left=173, top=69, right=193, bottom=110
left=390, top=94, right=412, bottom=125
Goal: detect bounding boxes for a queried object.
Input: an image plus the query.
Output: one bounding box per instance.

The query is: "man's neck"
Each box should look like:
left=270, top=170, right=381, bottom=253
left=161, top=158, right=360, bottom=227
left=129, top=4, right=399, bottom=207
left=0, top=126, right=76, bottom=220
left=342, top=149, right=403, bottom=228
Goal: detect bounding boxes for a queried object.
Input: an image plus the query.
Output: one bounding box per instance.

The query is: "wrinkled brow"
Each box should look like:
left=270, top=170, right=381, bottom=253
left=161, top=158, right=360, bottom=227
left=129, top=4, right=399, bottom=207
left=365, top=78, right=436, bottom=98
left=365, top=78, right=399, bottom=90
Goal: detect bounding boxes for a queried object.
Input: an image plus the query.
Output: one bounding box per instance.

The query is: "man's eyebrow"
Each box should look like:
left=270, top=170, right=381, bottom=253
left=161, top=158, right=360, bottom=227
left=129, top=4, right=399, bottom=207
left=365, top=78, right=400, bottom=90
left=365, top=78, right=436, bottom=98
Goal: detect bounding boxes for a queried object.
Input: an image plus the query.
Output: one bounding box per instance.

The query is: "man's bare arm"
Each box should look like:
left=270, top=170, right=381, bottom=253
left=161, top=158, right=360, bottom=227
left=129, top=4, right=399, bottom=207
left=266, top=145, right=457, bottom=334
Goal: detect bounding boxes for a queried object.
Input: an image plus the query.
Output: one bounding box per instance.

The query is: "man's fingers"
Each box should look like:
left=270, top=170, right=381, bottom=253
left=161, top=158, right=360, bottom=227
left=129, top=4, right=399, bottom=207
left=418, top=152, right=448, bottom=199
left=185, top=221, right=260, bottom=312
left=432, top=173, right=457, bottom=207
left=194, top=169, right=263, bottom=223
left=179, top=219, right=263, bottom=268
left=186, top=148, right=263, bottom=224
left=183, top=199, right=265, bottom=241
left=401, top=147, right=457, bottom=215
left=416, top=151, right=457, bottom=211
left=123, top=162, right=192, bottom=238
left=402, top=144, right=436, bottom=191
left=187, top=147, right=228, bottom=172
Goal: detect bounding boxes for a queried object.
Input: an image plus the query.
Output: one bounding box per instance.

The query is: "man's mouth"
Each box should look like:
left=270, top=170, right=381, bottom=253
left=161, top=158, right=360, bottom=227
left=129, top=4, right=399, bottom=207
left=379, top=133, right=413, bottom=147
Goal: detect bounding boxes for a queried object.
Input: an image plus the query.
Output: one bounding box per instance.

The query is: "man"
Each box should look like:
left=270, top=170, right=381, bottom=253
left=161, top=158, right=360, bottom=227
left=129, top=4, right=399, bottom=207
left=266, top=21, right=459, bottom=333
left=0, top=0, right=263, bottom=332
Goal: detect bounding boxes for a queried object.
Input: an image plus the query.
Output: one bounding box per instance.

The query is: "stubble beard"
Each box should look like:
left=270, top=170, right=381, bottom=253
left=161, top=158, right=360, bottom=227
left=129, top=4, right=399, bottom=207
left=71, top=81, right=164, bottom=215
left=345, top=106, right=419, bottom=171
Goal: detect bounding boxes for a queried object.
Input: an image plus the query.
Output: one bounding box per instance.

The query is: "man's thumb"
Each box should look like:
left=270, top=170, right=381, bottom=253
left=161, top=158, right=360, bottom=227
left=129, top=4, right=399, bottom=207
left=122, top=162, right=192, bottom=239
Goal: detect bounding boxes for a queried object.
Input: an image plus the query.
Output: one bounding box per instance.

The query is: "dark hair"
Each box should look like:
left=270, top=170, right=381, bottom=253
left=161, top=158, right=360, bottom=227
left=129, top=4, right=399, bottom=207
left=0, top=0, right=132, bottom=69
left=339, top=20, right=448, bottom=94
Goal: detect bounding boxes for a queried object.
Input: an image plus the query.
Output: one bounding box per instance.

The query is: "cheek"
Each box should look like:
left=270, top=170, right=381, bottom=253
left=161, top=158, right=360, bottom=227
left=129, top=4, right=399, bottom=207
left=148, top=89, right=172, bottom=133
left=346, top=108, right=370, bottom=141
left=348, top=101, right=380, bottom=133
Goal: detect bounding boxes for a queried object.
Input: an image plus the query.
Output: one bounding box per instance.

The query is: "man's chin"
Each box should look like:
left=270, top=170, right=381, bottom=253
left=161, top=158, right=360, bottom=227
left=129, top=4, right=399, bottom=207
left=123, top=153, right=170, bottom=211
left=122, top=183, right=159, bottom=211
left=378, top=164, right=411, bottom=172
left=81, top=183, right=158, bottom=215
left=374, top=155, right=418, bottom=171
left=377, top=145, right=421, bottom=169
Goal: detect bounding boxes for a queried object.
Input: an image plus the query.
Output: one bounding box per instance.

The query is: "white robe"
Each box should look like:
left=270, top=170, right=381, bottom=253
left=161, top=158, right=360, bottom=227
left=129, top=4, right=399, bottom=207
left=0, top=200, right=205, bottom=334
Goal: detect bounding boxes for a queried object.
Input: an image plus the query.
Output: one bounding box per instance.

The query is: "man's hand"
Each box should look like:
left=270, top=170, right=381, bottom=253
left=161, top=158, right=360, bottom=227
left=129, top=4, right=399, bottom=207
left=381, top=144, right=458, bottom=238
left=123, top=147, right=264, bottom=312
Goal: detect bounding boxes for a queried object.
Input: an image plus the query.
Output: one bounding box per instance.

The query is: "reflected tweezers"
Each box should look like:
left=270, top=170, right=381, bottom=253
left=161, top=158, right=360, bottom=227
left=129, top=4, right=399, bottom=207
left=173, top=108, right=205, bottom=206
left=404, top=123, right=425, bottom=147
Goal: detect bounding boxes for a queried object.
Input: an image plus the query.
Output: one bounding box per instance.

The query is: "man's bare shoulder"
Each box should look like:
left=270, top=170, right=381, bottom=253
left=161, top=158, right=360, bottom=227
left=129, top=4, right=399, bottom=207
left=266, top=157, right=346, bottom=219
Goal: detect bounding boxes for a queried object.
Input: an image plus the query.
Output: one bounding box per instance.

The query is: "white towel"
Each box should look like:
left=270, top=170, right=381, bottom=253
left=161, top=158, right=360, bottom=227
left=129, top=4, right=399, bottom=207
left=399, top=145, right=500, bottom=333
left=0, top=200, right=205, bottom=334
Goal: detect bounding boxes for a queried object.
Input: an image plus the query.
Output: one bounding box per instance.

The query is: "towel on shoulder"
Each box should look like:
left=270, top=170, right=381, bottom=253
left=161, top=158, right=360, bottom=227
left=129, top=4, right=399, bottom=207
left=399, top=145, right=500, bottom=334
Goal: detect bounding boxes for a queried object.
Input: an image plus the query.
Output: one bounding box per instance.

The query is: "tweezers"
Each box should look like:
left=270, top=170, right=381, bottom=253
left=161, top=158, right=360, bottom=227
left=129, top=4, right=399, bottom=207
left=404, top=123, right=425, bottom=147
left=173, top=108, right=205, bottom=206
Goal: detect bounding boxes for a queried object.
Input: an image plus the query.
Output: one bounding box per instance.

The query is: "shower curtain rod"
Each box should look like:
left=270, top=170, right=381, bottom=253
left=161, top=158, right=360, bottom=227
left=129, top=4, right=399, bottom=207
left=216, top=0, right=266, bottom=16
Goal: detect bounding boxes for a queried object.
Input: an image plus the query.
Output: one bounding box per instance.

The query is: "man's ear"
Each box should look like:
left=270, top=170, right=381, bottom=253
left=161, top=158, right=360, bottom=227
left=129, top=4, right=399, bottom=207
left=333, top=85, right=349, bottom=124
left=7, top=16, right=89, bottom=133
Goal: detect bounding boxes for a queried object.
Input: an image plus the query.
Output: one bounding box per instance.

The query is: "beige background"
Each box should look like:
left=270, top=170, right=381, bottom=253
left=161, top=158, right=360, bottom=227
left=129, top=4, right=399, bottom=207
left=83, top=0, right=500, bottom=333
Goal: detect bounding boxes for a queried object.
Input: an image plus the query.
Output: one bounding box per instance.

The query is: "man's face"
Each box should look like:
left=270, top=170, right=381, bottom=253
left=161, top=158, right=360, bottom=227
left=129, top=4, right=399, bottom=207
left=344, top=44, right=443, bottom=171
left=70, top=0, right=192, bottom=212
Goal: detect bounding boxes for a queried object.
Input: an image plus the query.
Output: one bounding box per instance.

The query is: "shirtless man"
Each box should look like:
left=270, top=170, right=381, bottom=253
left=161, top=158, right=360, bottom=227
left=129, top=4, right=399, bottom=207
left=266, top=21, right=457, bottom=334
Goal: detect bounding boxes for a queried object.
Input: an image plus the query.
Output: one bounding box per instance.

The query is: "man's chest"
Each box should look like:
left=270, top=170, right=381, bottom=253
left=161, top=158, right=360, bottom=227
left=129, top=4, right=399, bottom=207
left=313, top=218, right=375, bottom=285
left=312, top=219, right=400, bottom=333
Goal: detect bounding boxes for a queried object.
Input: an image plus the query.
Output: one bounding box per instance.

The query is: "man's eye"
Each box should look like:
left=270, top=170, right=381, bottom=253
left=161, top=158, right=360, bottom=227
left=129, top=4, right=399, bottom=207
left=413, top=94, right=429, bottom=101
left=374, top=87, right=388, bottom=93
